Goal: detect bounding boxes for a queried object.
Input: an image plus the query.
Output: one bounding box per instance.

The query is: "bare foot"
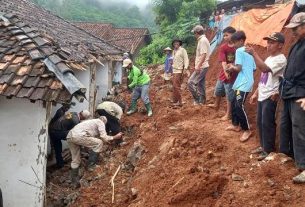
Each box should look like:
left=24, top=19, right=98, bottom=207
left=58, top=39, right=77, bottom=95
left=220, top=115, right=230, bottom=121
left=207, top=103, right=218, bottom=109
left=240, top=130, right=252, bottom=142
left=225, top=125, right=241, bottom=132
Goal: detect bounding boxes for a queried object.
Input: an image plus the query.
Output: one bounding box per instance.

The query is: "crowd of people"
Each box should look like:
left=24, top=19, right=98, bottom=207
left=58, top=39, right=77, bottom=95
left=48, top=12, right=305, bottom=188
left=161, top=12, right=305, bottom=183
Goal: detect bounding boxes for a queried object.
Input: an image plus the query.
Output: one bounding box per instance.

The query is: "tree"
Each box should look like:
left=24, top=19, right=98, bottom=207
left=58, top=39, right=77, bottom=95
left=136, top=0, right=216, bottom=65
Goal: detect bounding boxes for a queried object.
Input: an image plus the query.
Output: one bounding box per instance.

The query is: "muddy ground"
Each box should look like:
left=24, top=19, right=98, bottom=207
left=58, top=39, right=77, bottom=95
left=46, top=29, right=305, bottom=207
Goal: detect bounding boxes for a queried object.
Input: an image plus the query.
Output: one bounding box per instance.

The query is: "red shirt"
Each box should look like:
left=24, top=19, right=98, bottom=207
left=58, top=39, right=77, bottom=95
left=218, top=43, right=237, bottom=83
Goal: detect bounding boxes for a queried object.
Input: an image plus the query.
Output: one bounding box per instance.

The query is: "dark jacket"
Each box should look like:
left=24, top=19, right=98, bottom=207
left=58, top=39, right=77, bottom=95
left=281, top=39, right=305, bottom=99
left=49, top=108, right=80, bottom=139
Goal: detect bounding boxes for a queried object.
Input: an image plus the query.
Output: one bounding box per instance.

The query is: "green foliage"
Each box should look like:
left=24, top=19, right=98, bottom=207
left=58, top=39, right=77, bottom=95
left=136, top=0, right=216, bottom=66
left=31, top=0, right=156, bottom=30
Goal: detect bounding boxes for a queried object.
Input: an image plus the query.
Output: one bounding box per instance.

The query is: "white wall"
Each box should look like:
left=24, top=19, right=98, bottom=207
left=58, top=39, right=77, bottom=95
left=0, top=97, right=48, bottom=207
left=73, top=69, right=90, bottom=112
left=96, top=62, right=109, bottom=105
left=113, top=62, right=123, bottom=84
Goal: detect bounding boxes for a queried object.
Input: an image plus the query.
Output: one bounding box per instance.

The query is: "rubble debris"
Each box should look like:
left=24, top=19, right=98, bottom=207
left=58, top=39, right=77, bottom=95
left=231, top=173, right=244, bottom=181
left=124, top=141, right=145, bottom=170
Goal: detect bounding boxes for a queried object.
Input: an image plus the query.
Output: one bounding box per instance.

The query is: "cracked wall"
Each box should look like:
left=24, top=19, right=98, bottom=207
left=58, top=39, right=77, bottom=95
left=0, top=96, right=48, bottom=207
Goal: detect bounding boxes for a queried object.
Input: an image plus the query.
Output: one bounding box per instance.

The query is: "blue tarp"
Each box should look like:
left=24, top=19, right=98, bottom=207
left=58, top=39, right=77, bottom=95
left=210, top=14, right=237, bottom=54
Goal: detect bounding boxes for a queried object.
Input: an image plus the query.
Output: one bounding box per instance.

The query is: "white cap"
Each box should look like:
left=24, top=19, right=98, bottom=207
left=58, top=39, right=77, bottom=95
left=80, top=110, right=91, bottom=119
left=122, top=59, right=132, bottom=68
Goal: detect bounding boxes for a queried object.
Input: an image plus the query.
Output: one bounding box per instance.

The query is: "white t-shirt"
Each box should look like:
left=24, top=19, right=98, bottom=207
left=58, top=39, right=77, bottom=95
left=258, top=54, right=287, bottom=101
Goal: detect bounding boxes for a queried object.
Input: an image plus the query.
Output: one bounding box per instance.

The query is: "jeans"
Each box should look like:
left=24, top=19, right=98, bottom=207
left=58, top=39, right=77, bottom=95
left=231, top=90, right=250, bottom=131
left=188, top=68, right=208, bottom=101
left=172, top=73, right=183, bottom=103
left=257, top=99, right=278, bottom=153
left=214, top=80, right=235, bottom=102
left=49, top=130, right=69, bottom=167
left=280, top=99, right=305, bottom=169
left=132, top=83, right=150, bottom=104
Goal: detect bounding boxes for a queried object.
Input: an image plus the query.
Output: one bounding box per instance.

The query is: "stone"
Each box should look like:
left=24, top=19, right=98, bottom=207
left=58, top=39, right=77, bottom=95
left=232, top=173, right=244, bottom=181
left=243, top=182, right=249, bottom=188
left=131, top=188, right=138, bottom=199
left=267, top=179, right=275, bottom=187
left=207, top=151, right=214, bottom=159
left=80, top=179, right=90, bottom=188
left=64, top=192, right=79, bottom=205
left=125, top=141, right=145, bottom=170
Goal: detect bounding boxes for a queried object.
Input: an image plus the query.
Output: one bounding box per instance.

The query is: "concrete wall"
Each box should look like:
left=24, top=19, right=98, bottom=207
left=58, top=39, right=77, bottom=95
left=0, top=97, right=48, bottom=207
left=96, top=62, right=109, bottom=104
left=113, top=62, right=123, bottom=84
left=73, top=69, right=90, bottom=113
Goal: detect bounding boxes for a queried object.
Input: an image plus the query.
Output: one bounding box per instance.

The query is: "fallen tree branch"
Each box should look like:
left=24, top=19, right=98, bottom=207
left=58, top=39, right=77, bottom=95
left=110, top=165, right=122, bottom=204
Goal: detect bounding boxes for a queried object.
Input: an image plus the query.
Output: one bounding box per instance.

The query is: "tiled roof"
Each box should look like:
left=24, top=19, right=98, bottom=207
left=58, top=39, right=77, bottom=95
left=75, top=22, right=151, bottom=54
left=0, top=0, right=123, bottom=63
left=0, top=13, right=86, bottom=103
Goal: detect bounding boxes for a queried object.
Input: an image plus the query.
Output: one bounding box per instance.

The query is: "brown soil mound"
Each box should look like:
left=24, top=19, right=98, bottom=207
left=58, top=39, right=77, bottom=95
left=46, top=29, right=303, bottom=207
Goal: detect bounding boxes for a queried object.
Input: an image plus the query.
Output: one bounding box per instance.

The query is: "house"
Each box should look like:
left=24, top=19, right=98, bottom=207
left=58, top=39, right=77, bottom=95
left=0, top=12, right=86, bottom=207
left=0, top=0, right=125, bottom=206
left=75, top=22, right=151, bottom=60
left=1, top=0, right=124, bottom=116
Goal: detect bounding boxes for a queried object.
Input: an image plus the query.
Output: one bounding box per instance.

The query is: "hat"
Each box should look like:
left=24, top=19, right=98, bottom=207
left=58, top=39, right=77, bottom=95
left=122, top=59, right=132, bottom=68
left=263, top=32, right=285, bottom=44
left=80, top=110, right=91, bottom=120
left=285, top=12, right=305, bottom=28
left=163, top=47, right=172, bottom=51
left=191, top=25, right=205, bottom=33
left=172, top=38, right=183, bottom=46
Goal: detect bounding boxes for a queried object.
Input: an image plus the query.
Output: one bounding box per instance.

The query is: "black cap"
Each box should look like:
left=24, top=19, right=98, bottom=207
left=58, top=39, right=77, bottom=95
left=263, top=32, right=285, bottom=44
left=172, top=38, right=183, bottom=46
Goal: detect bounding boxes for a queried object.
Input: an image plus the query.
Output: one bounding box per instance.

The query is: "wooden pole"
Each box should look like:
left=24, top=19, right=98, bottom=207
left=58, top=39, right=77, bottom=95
left=89, top=62, right=97, bottom=116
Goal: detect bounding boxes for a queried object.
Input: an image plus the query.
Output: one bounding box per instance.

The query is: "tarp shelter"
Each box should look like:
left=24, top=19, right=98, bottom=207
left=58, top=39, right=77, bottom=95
left=210, top=14, right=237, bottom=54
left=230, top=2, right=294, bottom=47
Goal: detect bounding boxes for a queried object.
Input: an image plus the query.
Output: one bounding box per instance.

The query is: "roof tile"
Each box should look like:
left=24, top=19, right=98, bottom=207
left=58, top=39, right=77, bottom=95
left=37, top=77, right=53, bottom=87
left=11, top=75, right=28, bottom=85
left=29, top=87, right=47, bottom=100
left=28, top=49, right=44, bottom=60
left=17, top=65, right=32, bottom=75
left=16, top=87, right=35, bottom=98
left=4, top=64, right=21, bottom=74
left=3, top=85, right=22, bottom=96
left=24, top=76, right=40, bottom=87
left=0, top=83, right=8, bottom=94
left=50, top=80, right=63, bottom=90
left=0, top=73, right=15, bottom=84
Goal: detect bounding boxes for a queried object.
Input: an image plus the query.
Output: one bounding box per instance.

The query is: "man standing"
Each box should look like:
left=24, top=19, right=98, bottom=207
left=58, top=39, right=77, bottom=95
left=172, top=38, right=189, bottom=106
left=67, top=116, right=123, bottom=188
left=123, top=59, right=153, bottom=117
left=247, top=33, right=287, bottom=161
left=49, top=105, right=91, bottom=168
left=188, top=25, right=211, bottom=105
left=208, top=26, right=237, bottom=120
left=280, top=12, right=305, bottom=184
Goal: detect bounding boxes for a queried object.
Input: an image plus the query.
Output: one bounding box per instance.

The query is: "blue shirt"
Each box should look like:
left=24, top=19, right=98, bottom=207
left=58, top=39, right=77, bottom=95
left=164, top=54, right=173, bottom=73
left=232, top=46, right=256, bottom=92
